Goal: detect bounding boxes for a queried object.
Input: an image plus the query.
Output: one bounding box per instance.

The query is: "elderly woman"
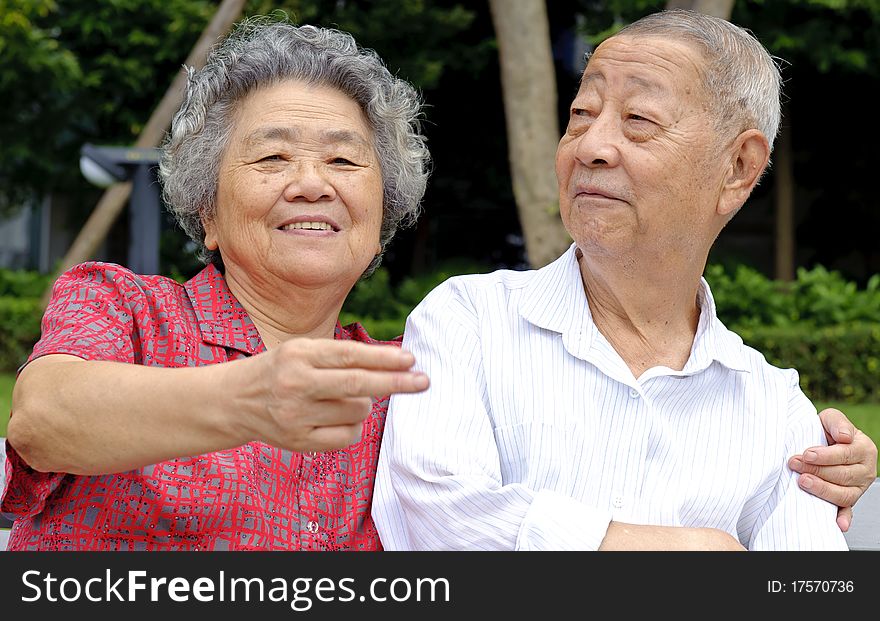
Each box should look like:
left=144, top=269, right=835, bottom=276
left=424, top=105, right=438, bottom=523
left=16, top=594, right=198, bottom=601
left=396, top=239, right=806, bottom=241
left=2, top=17, right=429, bottom=550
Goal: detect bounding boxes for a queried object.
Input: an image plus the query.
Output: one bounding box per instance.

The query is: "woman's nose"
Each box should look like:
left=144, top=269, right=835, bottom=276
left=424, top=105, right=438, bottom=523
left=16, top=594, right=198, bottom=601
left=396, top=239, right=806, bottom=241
left=282, top=162, right=337, bottom=202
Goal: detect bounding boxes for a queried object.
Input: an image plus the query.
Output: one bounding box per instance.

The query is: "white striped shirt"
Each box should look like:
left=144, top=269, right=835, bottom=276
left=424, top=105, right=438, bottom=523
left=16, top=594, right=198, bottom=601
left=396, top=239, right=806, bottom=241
left=373, top=244, right=847, bottom=551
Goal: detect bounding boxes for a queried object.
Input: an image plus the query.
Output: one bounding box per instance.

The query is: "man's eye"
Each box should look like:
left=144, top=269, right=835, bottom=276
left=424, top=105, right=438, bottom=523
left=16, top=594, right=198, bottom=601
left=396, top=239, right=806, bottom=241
left=628, top=114, right=652, bottom=123
left=258, top=154, right=284, bottom=162
left=332, top=157, right=357, bottom=165
left=570, top=108, right=598, bottom=124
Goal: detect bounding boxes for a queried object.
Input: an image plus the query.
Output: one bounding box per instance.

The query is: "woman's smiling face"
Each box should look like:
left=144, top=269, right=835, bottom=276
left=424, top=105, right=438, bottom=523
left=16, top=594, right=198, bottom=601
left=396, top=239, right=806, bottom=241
left=206, top=80, right=384, bottom=291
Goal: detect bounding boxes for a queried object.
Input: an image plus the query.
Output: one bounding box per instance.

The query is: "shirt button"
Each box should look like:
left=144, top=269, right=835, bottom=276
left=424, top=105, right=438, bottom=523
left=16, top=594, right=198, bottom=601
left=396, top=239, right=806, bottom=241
left=629, top=388, right=639, bottom=398
left=612, top=496, right=624, bottom=509
left=307, top=520, right=319, bottom=534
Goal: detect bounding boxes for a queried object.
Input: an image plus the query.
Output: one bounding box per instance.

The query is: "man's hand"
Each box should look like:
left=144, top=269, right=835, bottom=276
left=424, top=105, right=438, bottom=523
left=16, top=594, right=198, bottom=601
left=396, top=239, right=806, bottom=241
left=788, top=408, right=878, bottom=532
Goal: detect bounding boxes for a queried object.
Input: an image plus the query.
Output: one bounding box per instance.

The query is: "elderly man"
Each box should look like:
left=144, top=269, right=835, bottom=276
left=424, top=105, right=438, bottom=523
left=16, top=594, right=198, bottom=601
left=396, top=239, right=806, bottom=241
left=372, top=9, right=876, bottom=550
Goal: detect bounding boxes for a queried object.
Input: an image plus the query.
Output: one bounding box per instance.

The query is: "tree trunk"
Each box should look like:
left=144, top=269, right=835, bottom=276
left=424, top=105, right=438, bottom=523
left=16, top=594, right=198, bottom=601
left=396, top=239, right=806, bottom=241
left=665, top=0, right=735, bottom=18
left=488, top=0, right=571, bottom=268
left=42, top=0, right=247, bottom=308
left=774, top=116, right=795, bottom=281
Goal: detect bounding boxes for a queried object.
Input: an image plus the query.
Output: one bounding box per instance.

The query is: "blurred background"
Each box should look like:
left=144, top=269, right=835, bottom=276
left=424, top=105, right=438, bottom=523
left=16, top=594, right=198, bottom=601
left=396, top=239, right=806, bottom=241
left=0, top=0, right=877, bottom=458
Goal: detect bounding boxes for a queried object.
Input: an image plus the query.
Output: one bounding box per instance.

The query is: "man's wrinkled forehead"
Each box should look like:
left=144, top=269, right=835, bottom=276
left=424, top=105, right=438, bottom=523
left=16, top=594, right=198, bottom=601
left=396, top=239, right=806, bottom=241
left=579, top=71, right=668, bottom=97
left=578, top=35, right=707, bottom=99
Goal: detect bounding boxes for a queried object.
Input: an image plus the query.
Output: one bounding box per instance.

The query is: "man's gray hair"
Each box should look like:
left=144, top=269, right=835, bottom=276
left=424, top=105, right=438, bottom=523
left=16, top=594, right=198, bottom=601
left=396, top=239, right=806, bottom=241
left=611, top=8, right=782, bottom=152
left=159, top=16, right=430, bottom=274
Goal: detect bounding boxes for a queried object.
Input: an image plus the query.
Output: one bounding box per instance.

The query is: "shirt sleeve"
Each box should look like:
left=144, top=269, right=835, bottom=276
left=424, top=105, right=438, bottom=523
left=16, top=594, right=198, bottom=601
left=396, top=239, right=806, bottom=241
left=747, top=372, right=848, bottom=550
left=1, top=263, right=140, bottom=519
left=372, top=278, right=612, bottom=550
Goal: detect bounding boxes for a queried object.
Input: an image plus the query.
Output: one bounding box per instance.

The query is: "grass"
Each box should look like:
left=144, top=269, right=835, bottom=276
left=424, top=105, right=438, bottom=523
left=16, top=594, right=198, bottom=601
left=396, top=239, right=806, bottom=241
left=0, top=374, right=877, bottom=469
left=0, top=373, right=12, bottom=437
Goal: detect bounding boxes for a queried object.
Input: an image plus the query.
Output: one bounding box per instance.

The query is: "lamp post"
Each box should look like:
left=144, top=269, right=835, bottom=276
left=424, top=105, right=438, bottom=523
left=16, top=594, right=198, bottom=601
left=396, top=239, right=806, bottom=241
left=79, top=143, right=162, bottom=274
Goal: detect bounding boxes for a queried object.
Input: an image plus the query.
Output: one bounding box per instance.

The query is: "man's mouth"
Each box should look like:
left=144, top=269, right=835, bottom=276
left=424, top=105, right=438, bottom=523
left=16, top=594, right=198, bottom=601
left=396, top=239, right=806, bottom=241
left=574, top=184, right=627, bottom=203
left=578, top=187, right=614, bottom=200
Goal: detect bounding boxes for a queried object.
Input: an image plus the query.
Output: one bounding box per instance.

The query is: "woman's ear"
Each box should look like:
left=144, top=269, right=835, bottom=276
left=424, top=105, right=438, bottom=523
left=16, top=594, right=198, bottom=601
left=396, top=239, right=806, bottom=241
left=717, top=129, right=771, bottom=218
left=203, top=218, right=219, bottom=251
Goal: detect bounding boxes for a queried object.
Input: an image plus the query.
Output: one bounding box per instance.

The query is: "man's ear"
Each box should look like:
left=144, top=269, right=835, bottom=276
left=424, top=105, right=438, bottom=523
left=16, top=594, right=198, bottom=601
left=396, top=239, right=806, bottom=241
left=718, top=129, right=771, bottom=218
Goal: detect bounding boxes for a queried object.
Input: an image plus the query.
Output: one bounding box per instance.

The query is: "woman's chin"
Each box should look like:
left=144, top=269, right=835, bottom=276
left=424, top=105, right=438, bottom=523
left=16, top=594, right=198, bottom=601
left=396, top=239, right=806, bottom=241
left=223, top=247, right=372, bottom=292
left=277, top=262, right=365, bottom=291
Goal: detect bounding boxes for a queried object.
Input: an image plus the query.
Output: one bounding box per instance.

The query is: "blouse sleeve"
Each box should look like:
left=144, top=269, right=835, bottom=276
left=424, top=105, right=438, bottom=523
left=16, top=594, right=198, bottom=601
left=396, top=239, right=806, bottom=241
left=1, top=262, right=142, bottom=518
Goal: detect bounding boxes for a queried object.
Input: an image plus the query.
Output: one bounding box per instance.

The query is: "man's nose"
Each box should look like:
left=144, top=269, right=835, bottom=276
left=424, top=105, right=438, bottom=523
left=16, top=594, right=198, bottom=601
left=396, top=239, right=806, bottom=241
left=573, top=112, right=621, bottom=168
left=282, top=162, right=337, bottom=202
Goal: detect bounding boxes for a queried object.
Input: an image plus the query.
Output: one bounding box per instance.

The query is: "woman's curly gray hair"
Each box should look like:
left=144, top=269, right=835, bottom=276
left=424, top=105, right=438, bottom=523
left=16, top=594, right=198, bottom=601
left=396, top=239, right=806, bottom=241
left=159, top=16, right=430, bottom=275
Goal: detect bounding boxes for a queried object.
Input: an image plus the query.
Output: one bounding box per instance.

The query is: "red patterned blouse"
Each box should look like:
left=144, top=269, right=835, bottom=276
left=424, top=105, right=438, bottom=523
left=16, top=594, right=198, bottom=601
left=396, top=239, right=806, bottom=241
left=1, top=262, right=397, bottom=550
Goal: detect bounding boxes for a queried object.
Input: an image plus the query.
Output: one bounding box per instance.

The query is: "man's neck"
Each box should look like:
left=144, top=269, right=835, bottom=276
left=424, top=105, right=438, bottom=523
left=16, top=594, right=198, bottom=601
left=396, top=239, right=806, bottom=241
left=578, top=250, right=705, bottom=379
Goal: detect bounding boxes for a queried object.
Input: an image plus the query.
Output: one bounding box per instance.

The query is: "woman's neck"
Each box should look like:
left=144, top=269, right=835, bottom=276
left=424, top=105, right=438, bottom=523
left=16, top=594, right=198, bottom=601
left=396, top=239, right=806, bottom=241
left=223, top=268, right=349, bottom=347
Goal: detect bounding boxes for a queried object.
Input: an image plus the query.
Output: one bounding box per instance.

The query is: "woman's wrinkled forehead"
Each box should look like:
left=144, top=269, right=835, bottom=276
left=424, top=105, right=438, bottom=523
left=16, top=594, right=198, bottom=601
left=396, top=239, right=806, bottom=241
left=226, top=80, right=370, bottom=131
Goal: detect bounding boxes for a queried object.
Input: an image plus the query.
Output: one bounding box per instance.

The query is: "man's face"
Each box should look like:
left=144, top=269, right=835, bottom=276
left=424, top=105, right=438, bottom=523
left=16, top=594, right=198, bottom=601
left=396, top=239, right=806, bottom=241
left=556, top=36, right=730, bottom=264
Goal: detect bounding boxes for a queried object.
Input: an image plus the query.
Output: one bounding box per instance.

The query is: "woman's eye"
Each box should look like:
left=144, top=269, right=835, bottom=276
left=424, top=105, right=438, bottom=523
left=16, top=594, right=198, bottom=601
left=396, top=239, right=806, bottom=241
left=259, top=154, right=283, bottom=162
left=332, top=157, right=357, bottom=165
left=629, top=114, right=652, bottom=123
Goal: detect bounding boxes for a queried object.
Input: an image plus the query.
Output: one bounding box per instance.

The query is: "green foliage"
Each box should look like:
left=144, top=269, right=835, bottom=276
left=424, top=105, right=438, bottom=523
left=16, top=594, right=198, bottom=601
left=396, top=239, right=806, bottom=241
left=574, top=0, right=665, bottom=44
left=0, top=268, right=51, bottom=372
left=0, top=372, right=13, bottom=435
left=707, top=263, right=880, bottom=329
left=340, top=259, right=491, bottom=340
left=0, top=0, right=216, bottom=213
left=0, top=268, right=53, bottom=299
left=737, top=323, right=880, bottom=403
left=0, top=0, right=82, bottom=210
left=245, top=0, right=478, bottom=89
left=705, top=263, right=791, bottom=328
left=342, top=268, right=406, bottom=324
left=706, top=264, right=880, bottom=403
left=574, top=0, right=880, bottom=76
left=0, top=0, right=480, bottom=228
left=734, top=0, right=880, bottom=75
left=791, top=268, right=880, bottom=325
left=159, top=225, right=203, bottom=283
left=0, top=296, right=43, bottom=373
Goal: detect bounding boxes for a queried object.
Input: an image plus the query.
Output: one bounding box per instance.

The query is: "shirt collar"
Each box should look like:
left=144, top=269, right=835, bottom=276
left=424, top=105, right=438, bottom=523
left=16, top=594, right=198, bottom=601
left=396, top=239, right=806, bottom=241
left=519, top=243, right=750, bottom=374
left=184, top=264, right=264, bottom=355
left=519, top=244, right=596, bottom=356
left=687, top=279, right=751, bottom=373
